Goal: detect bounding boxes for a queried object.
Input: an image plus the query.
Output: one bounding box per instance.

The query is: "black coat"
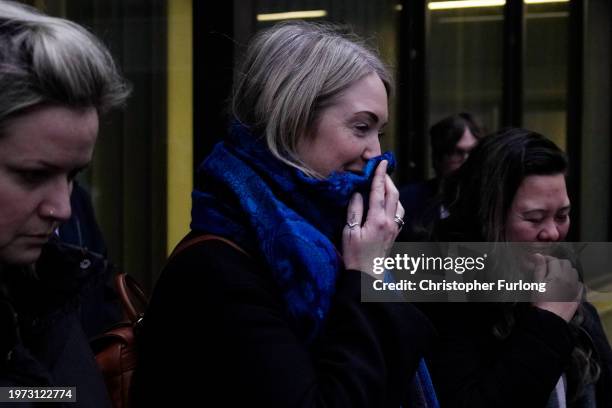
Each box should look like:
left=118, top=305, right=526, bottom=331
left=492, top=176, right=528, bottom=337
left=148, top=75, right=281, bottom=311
left=419, top=301, right=612, bottom=408
left=0, top=239, right=118, bottom=407
left=398, top=178, right=441, bottom=242
left=132, top=235, right=435, bottom=407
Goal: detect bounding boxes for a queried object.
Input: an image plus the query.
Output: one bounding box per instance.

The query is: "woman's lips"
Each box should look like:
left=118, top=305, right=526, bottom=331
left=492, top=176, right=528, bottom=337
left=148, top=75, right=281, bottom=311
left=21, top=234, right=51, bottom=244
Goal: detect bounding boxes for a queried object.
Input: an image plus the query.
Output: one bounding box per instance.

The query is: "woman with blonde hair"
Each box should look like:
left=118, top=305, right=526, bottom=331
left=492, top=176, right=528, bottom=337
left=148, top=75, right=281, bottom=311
left=0, top=0, right=129, bottom=404
left=134, top=21, right=437, bottom=407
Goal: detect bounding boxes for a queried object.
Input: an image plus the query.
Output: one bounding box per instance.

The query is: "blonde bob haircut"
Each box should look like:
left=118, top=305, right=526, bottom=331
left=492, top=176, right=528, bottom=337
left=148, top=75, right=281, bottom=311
left=0, top=0, right=130, bottom=130
left=232, top=21, right=392, bottom=178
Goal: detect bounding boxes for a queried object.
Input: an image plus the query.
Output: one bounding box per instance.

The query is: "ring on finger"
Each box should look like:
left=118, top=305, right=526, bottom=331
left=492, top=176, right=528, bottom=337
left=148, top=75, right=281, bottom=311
left=393, top=215, right=405, bottom=230
left=346, top=221, right=359, bottom=229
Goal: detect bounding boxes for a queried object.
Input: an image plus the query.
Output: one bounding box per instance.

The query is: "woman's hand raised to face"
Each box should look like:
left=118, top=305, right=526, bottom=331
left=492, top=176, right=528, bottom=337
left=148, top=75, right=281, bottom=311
left=531, top=253, right=582, bottom=322
left=342, top=160, right=405, bottom=276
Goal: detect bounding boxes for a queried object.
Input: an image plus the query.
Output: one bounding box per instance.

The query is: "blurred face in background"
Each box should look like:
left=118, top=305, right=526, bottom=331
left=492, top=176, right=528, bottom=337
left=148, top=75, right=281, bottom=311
left=0, top=105, right=98, bottom=265
left=505, top=173, right=570, bottom=243
left=439, top=127, right=478, bottom=177
left=297, top=73, right=388, bottom=177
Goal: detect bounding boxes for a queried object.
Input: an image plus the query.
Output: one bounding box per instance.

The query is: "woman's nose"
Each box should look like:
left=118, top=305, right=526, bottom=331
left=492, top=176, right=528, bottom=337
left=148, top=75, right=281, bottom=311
left=537, top=220, right=560, bottom=242
left=362, top=136, right=381, bottom=160
left=39, top=179, right=72, bottom=223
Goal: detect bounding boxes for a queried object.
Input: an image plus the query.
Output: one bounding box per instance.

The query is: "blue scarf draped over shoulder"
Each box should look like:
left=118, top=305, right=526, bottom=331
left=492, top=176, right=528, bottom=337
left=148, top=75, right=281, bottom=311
left=191, top=122, right=394, bottom=339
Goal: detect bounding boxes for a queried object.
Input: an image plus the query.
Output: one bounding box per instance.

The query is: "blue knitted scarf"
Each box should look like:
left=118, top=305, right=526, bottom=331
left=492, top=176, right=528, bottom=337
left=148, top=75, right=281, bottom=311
left=191, top=122, right=394, bottom=339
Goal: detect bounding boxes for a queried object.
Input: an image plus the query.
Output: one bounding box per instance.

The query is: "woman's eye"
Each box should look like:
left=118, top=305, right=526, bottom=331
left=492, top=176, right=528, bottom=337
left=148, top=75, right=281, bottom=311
left=19, top=170, right=48, bottom=184
left=355, top=124, right=369, bottom=132
left=526, top=218, right=543, bottom=224
left=556, top=214, right=569, bottom=222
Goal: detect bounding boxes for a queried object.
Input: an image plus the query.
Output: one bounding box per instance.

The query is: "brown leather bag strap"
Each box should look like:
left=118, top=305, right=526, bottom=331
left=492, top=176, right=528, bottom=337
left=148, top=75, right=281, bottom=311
left=169, top=234, right=250, bottom=261
left=115, top=273, right=148, bottom=324
left=113, top=236, right=248, bottom=324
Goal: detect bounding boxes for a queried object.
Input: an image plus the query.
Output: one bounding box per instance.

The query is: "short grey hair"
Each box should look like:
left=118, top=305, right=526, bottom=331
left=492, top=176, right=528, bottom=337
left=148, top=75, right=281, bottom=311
left=0, top=0, right=130, bottom=129
left=232, top=21, right=392, bottom=177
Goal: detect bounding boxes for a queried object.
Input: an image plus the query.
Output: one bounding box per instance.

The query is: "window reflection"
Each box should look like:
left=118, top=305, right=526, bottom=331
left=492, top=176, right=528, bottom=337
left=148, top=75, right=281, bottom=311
left=427, top=0, right=503, bottom=176
left=523, top=0, right=569, bottom=149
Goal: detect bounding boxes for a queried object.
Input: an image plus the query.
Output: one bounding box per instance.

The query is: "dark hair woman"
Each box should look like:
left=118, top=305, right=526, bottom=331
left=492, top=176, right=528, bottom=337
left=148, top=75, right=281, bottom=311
left=430, top=112, right=485, bottom=178
left=424, top=128, right=612, bottom=407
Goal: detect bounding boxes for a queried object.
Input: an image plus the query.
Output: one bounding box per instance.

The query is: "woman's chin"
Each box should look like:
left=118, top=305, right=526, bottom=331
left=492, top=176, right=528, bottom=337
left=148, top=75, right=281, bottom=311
left=0, top=244, right=43, bottom=266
